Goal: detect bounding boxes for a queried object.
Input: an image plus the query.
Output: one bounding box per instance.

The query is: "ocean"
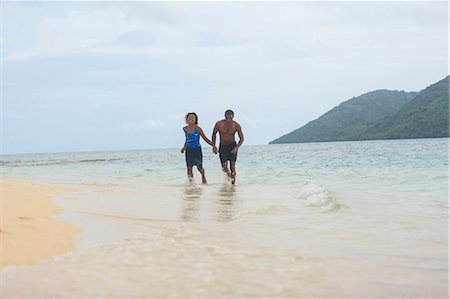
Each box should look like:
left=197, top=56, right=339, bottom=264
left=1, top=138, right=448, bottom=298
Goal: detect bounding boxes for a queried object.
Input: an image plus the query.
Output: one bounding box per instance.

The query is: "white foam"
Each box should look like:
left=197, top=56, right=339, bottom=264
left=297, top=182, right=342, bottom=212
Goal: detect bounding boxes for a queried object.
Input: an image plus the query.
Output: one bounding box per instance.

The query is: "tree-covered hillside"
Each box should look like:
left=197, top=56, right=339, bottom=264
left=270, top=90, right=417, bottom=144
left=358, top=76, right=449, bottom=140
left=270, top=76, right=449, bottom=144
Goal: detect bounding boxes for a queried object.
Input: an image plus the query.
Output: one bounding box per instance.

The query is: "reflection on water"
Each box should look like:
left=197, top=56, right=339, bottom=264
left=181, top=186, right=202, bottom=221
left=216, top=184, right=237, bottom=222
left=180, top=184, right=239, bottom=223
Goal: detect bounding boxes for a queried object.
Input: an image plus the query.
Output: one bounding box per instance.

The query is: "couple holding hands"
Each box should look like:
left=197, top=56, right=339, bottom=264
left=181, top=109, right=244, bottom=185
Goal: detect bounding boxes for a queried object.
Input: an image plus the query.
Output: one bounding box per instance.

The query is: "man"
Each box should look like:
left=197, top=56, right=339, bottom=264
left=212, top=109, right=244, bottom=184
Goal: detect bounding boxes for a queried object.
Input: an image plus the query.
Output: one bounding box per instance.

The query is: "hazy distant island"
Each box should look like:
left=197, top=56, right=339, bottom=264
left=270, top=76, right=449, bottom=144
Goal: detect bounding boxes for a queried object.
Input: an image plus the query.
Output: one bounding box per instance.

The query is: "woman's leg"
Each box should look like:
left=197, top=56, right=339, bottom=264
left=187, top=166, right=194, bottom=182
left=197, top=165, right=207, bottom=184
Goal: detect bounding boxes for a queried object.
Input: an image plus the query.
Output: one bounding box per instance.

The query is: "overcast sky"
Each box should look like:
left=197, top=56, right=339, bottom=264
left=2, top=1, right=448, bottom=154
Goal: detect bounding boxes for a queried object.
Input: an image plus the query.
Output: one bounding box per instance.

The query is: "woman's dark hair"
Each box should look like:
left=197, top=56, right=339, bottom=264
left=185, top=112, right=198, bottom=124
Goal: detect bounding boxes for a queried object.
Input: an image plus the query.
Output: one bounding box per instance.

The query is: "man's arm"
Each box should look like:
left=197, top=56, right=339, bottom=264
left=211, top=122, right=219, bottom=154
left=211, top=122, right=219, bottom=146
left=231, top=123, right=244, bottom=154
left=181, top=127, right=187, bottom=153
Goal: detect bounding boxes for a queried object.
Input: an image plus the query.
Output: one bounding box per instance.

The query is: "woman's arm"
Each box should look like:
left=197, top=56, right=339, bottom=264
left=198, top=127, right=217, bottom=148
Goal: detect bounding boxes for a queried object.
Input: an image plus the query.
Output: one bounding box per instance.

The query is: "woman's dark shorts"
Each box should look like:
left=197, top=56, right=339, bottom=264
left=219, top=142, right=237, bottom=164
left=186, top=146, right=203, bottom=167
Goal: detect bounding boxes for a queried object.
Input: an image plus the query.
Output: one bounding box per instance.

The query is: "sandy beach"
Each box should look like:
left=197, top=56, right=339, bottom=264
left=0, top=180, right=80, bottom=269
left=0, top=139, right=447, bottom=297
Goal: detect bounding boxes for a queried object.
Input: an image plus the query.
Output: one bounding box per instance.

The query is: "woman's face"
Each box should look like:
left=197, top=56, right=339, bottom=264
left=186, top=114, right=196, bottom=124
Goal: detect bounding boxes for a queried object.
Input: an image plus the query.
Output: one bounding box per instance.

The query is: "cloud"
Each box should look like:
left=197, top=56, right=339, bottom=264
left=93, top=30, right=156, bottom=49
left=4, top=2, right=140, bottom=61
left=121, top=119, right=166, bottom=132
left=3, top=1, right=448, bottom=153
left=80, top=126, right=102, bottom=137
left=167, top=114, right=186, bottom=122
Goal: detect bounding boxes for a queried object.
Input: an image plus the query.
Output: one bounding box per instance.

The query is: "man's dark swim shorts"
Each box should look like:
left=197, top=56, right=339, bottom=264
left=186, top=146, right=203, bottom=167
left=219, top=142, right=237, bottom=164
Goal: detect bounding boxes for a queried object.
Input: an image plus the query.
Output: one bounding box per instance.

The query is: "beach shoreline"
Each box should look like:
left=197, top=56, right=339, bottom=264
left=0, top=180, right=80, bottom=269
left=0, top=139, right=447, bottom=297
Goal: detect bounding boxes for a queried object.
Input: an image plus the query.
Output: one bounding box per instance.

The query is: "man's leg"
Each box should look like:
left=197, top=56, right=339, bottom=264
left=230, top=161, right=236, bottom=184
left=222, top=161, right=231, bottom=177
left=197, top=165, right=207, bottom=184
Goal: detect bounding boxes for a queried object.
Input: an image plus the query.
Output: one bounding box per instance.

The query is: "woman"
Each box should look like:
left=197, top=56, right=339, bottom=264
left=181, top=112, right=217, bottom=184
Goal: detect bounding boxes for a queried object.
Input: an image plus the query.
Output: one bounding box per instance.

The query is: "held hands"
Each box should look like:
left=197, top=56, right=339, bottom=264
left=212, top=145, right=218, bottom=155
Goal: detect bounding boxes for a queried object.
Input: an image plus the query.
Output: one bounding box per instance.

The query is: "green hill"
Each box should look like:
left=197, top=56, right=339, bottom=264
left=358, top=76, right=449, bottom=140
left=270, top=76, right=449, bottom=144
left=270, top=90, right=417, bottom=144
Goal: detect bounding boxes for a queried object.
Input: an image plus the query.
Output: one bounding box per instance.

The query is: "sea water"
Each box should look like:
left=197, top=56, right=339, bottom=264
left=0, top=138, right=448, bottom=298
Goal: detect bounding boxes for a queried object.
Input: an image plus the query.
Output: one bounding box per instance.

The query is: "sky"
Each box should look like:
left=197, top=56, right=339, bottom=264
left=2, top=1, right=448, bottom=154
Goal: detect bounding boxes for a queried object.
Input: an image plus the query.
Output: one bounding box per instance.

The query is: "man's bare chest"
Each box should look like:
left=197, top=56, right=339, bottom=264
left=219, top=123, right=236, bottom=135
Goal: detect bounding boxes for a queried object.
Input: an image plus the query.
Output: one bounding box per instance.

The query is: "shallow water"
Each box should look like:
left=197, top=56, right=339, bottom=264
left=0, top=138, right=448, bottom=297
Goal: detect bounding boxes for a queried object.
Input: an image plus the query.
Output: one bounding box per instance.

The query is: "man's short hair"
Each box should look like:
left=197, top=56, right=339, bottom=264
left=224, top=109, right=234, bottom=116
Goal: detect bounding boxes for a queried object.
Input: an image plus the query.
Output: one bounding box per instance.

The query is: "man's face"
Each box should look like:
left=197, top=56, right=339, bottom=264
left=225, top=112, right=234, bottom=120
